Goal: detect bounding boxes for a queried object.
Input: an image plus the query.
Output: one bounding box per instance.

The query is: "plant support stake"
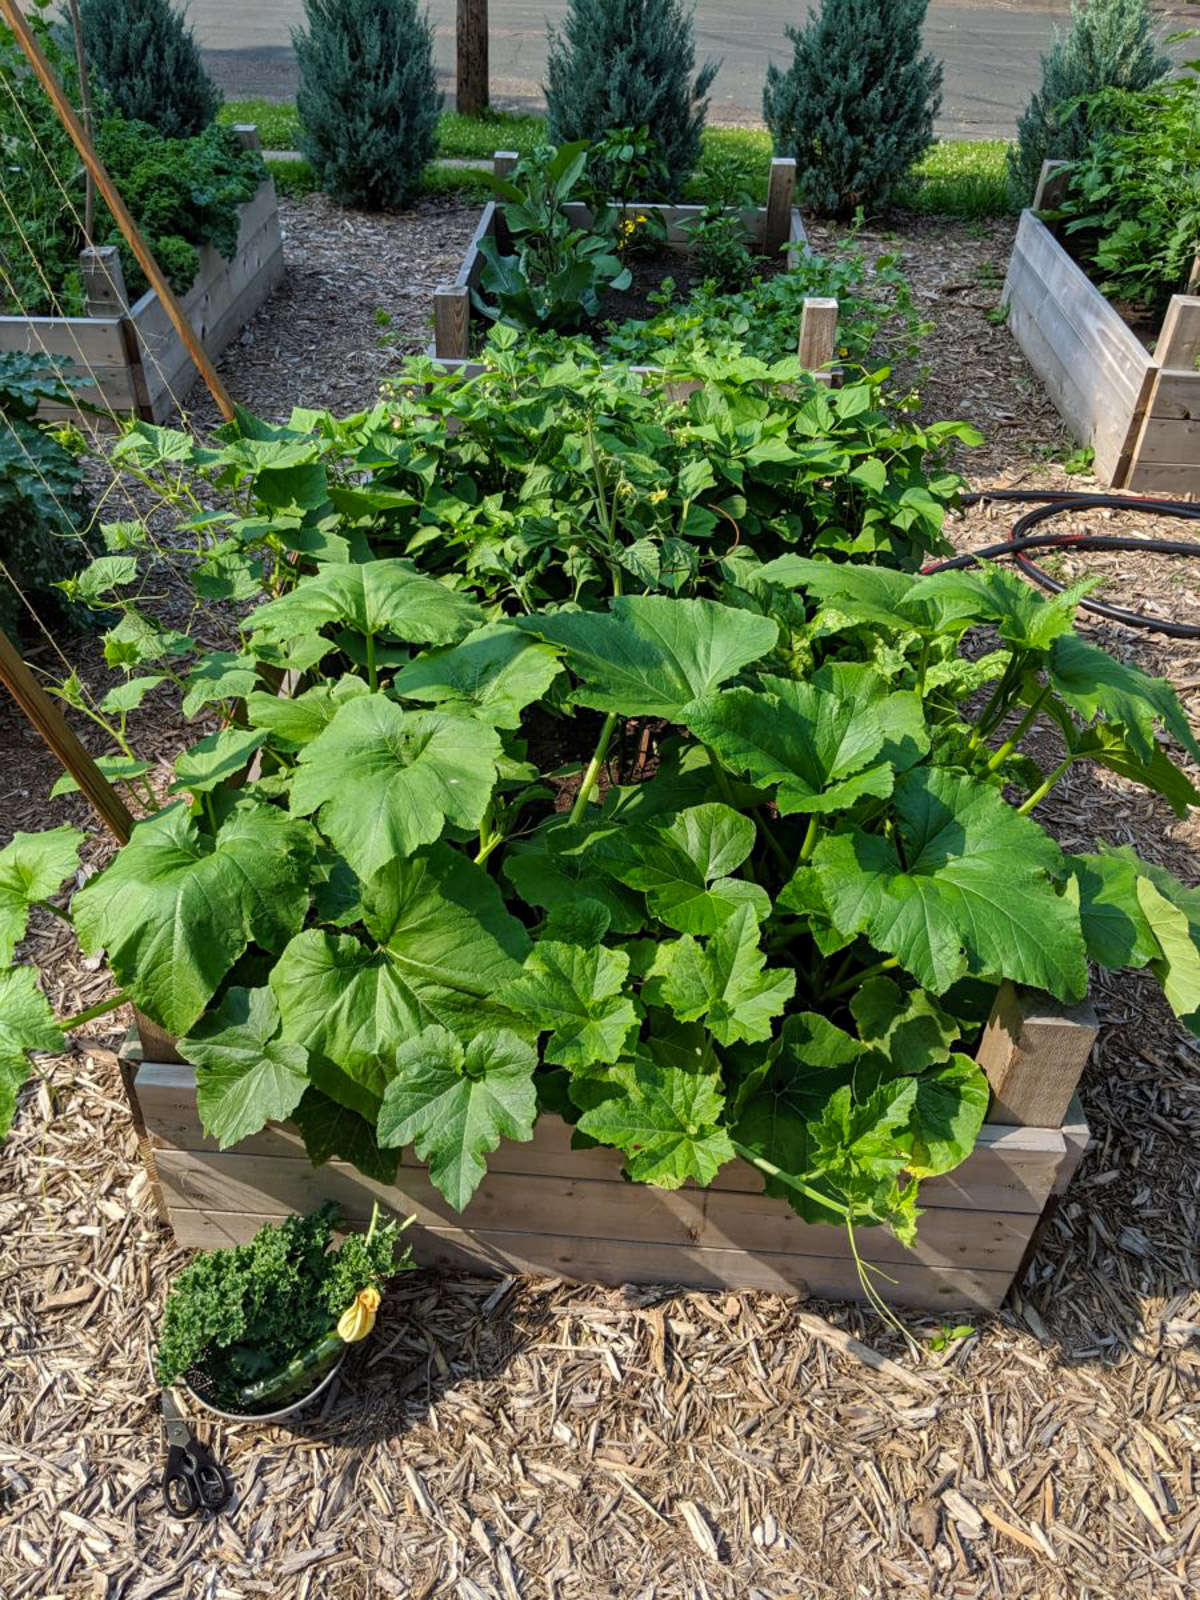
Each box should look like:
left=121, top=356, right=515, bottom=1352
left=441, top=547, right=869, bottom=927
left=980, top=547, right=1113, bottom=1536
left=0, top=0, right=236, bottom=422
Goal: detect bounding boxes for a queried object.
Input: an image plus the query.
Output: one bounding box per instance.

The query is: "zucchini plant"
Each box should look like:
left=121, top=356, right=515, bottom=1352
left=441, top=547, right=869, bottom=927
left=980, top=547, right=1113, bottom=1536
left=2, top=360, right=1198, bottom=1268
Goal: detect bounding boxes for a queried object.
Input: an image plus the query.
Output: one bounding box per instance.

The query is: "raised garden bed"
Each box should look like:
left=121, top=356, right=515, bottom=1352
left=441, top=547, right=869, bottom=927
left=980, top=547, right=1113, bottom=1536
left=0, top=126, right=283, bottom=425
left=1002, top=162, right=1200, bottom=495
left=124, top=985, right=1094, bottom=1313
left=432, top=153, right=841, bottom=382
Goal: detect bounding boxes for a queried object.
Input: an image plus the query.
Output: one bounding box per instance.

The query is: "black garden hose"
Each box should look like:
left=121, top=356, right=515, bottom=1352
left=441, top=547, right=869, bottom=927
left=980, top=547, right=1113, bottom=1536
left=925, top=489, right=1200, bottom=639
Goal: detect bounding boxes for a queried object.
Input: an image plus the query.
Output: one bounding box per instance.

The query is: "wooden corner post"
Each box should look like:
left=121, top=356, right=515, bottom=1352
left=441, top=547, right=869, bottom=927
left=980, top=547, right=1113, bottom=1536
left=798, top=297, right=839, bottom=380
left=976, top=982, right=1098, bottom=1129
left=434, top=284, right=470, bottom=362
left=493, top=150, right=519, bottom=182
left=763, top=157, right=797, bottom=257
left=1032, top=159, right=1071, bottom=212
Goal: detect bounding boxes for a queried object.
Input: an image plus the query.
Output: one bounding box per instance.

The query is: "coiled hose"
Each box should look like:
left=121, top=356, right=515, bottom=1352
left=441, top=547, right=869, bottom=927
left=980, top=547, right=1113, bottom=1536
left=925, top=489, right=1200, bottom=639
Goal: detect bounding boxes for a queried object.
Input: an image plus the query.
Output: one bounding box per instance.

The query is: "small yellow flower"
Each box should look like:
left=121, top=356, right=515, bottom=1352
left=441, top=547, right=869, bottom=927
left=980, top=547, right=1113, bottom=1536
left=649, top=488, right=668, bottom=504
left=337, top=1285, right=381, bottom=1343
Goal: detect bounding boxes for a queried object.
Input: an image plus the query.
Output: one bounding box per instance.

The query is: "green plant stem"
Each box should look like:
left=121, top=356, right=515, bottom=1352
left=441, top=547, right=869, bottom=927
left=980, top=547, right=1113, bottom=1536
left=968, top=652, right=1027, bottom=749
left=798, top=815, right=821, bottom=862
left=60, top=990, right=132, bottom=1030
left=826, top=955, right=900, bottom=1000
left=915, top=638, right=930, bottom=696
left=985, top=684, right=1050, bottom=773
left=732, top=1144, right=850, bottom=1219
left=365, top=632, right=377, bottom=692
left=1017, top=757, right=1073, bottom=815
left=569, top=713, right=619, bottom=825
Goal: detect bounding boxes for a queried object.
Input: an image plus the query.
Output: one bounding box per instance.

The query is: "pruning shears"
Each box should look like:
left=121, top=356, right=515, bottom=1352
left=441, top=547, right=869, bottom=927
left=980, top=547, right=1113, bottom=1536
left=161, top=1390, right=232, bottom=1519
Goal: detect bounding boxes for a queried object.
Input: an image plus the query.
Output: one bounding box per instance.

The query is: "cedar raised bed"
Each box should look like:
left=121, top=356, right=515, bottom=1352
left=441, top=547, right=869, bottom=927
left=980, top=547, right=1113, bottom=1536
left=0, top=126, right=283, bottom=425
left=432, top=154, right=842, bottom=383
left=122, top=983, right=1095, bottom=1313
left=1002, top=162, right=1200, bottom=495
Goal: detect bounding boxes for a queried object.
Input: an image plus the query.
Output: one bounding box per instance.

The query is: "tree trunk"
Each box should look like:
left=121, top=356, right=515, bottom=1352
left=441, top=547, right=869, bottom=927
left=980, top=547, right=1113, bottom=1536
left=456, top=0, right=489, bottom=117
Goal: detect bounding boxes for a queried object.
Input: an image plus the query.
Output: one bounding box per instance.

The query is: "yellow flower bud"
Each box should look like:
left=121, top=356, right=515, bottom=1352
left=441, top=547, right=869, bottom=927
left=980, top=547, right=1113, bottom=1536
left=337, top=1285, right=381, bottom=1343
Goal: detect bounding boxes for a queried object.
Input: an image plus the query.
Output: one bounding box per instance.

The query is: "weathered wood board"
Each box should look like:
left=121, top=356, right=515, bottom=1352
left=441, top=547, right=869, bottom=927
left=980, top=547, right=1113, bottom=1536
left=127, top=983, right=1094, bottom=1313
left=1003, top=203, right=1200, bottom=495
left=0, top=153, right=283, bottom=425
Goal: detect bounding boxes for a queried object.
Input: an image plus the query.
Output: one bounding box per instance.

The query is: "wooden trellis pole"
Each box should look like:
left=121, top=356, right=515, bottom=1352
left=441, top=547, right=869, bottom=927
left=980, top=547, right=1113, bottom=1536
left=0, top=0, right=236, bottom=422
left=0, top=628, right=132, bottom=844
left=457, top=0, right=489, bottom=117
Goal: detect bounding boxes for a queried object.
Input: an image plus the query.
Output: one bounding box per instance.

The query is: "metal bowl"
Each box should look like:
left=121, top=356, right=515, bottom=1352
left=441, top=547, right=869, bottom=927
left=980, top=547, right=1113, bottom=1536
left=184, top=1347, right=346, bottom=1424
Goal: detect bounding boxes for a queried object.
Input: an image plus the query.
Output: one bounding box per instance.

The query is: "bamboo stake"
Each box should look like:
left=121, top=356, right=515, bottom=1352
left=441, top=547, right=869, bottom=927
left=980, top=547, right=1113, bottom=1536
left=0, top=0, right=235, bottom=421
left=0, top=628, right=132, bottom=844
left=64, top=0, right=94, bottom=241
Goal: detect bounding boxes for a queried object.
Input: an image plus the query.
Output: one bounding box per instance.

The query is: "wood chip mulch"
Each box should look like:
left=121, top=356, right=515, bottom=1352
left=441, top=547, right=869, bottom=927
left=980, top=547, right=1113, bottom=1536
left=1, top=198, right=1198, bottom=1600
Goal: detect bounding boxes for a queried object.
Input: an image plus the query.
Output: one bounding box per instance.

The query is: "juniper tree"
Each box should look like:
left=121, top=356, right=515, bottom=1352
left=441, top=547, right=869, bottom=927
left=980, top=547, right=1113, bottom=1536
left=1008, top=0, right=1169, bottom=207
left=544, top=0, right=718, bottom=197
left=763, top=0, right=942, bottom=218
left=76, top=0, right=221, bottom=138
left=294, top=0, right=441, bottom=212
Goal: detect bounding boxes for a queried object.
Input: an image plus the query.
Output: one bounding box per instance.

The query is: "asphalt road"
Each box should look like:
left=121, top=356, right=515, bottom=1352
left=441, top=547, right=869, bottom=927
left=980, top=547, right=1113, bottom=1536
left=189, top=1, right=1196, bottom=139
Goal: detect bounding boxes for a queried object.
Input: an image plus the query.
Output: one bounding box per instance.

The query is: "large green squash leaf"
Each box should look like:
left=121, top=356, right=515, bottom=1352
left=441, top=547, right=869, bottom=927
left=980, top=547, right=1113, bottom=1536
left=1136, top=877, right=1200, bottom=1027
left=518, top=596, right=778, bottom=718
left=0, top=966, right=64, bottom=1137
left=1068, top=850, right=1162, bottom=970
left=271, top=845, right=530, bottom=1118
left=576, top=1058, right=735, bottom=1188
left=290, top=695, right=500, bottom=881
left=248, top=559, right=483, bottom=646
left=503, top=820, right=645, bottom=934
left=684, top=668, right=913, bottom=817
left=507, top=941, right=638, bottom=1069
left=0, top=826, right=83, bottom=963
left=181, top=986, right=310, bottom=1149
left=73, top=803, right=314, bottom=1036
left=579, top=803, right=770, bottom=933
left=814, top=768, right=1087, bottom=1000
left=903, top=1056, right=990, bottom=1178
left=377, top=1024, right=538, bottom=1210
left=643, top=904, right=795, bottom=1044
left=392, top=623, right=563, bottom=729
left=1049, top=634, right=1200, bottom=766
left=291, top=1087, right=399, bottom=1183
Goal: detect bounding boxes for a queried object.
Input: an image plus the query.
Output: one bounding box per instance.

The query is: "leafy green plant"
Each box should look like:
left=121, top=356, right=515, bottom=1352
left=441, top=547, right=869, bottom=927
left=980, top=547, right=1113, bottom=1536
left=602, top=236, right=926, bottom=369
left=0, top=14, right=266, bottom=320
left=680, top=203, right=755, bottom=291
left=294, top=0, right=441, bottom=211
left=0, top=353, right=93, bottom=637
left=472, top=142, right=632, bottom=333
left=545, top=0, right=718, bottom=197
left=763, top=0, right=943, bottom=218
left=78, top=0, right=222, bottom=139
left=155, top=1203, right=412, bottom=1408
left=1008, top=0, right=1169, bottom=209
left=1055, top=62, right=1200, bottom=309
left=4, top=388, right=1198, bottom=1293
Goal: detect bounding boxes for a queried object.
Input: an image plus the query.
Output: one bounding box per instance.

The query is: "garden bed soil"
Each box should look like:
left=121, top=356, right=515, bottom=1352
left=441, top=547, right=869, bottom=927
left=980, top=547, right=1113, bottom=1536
left=3, top=199, right=1200, bottom=1598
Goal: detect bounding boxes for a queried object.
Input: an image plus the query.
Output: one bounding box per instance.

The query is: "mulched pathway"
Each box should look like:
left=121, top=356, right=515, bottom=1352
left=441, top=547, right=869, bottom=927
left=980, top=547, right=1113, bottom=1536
left=2, top=193, right=1198, bottom=1600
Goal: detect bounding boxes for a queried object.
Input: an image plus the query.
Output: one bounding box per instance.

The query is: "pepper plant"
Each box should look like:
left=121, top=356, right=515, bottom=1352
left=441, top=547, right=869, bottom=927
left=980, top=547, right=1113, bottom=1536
left=3, top=367, right=1198, bottom=1270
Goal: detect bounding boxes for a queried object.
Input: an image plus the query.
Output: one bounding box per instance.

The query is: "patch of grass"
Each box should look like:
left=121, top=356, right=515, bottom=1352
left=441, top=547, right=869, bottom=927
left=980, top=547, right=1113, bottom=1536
left=265, top=157, right=319, bottom=199
left=895, top=140, right=1014, bottom=220
left=424, top=164, right=495, bottom=202
left=437, top=109, right=547, bottom=159
left=219, top=99, right=300, bottom=151
left=689, top=127, right=773, bottom=204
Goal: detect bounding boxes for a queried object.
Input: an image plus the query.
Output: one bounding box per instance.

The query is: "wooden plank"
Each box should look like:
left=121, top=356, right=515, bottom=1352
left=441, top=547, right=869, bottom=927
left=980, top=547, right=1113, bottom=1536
left=80, top=245, right=129, bottom=316
left=1003, top=210, right=1153, bottom=482
left=976, top=982, right=1098, bottom=1129
left=493, top=150, right=519, bottom=182
left=798, top=296, right=838, bottom=378
left=453, top=200, right=498, bottom=292
left=1154, top=295, right=1200, bottom=370
left=787, top=208, right=810, bottom=270
left=151, top=1147, right=1038, bottom=1274
left=135, top=1061, right=1069, bottom=1216
left=762, top=158, right=796, bottom=257
left=1124, top=366, right=1200, bottom=494
left=163, top=1208, right=1013, bottom=1310
left=1032, top=159, right=1071, bottom=211
left=434, top=285, right=471, bottom=361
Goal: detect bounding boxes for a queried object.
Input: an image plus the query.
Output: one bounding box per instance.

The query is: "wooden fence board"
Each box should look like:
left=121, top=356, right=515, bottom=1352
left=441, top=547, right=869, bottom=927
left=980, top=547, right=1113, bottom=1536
left=134, top=1060, right=1068, bottom=1217
left=164, top=1208, right=1015, bottom=1310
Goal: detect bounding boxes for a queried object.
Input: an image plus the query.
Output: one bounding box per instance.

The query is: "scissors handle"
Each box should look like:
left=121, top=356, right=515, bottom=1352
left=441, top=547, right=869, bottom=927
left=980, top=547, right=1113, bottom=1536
left=162, top=1442, right=232, bottom=1519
